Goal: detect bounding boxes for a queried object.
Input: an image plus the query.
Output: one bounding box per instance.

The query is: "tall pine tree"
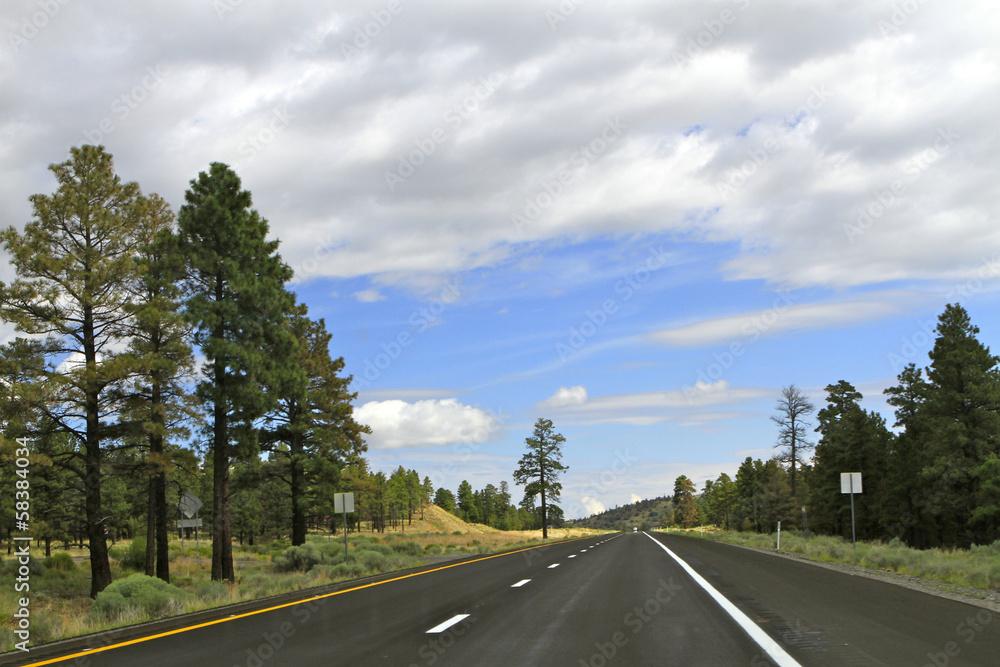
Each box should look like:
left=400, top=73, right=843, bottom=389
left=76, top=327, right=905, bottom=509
left=920, top=304, right=1000, bottom=546
left=0, top=145, right=152, bottom=596
left=178, top=163, right=296, bottom=581
left=259, top=303, right=368, bottom=545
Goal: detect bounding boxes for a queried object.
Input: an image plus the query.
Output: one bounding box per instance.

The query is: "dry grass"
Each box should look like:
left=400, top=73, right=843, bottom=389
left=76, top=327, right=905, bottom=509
left=688, top=529, right=1000, bottom=592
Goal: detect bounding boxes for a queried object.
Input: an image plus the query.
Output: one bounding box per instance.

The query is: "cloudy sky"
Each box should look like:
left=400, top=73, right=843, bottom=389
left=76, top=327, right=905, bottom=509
left=3, top=1, right=999, bottom=518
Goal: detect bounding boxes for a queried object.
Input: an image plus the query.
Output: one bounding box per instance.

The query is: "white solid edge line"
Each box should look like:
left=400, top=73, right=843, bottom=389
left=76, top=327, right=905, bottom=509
left=511, top=579, right=531, bottom=588
left=427, top=614, right=471, bottom=634
left=643, top=533, right=802, bottom=667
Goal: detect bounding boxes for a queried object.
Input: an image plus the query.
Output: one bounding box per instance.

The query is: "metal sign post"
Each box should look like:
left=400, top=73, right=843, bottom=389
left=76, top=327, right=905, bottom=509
left=178, top=492, right=203, bottom=551
left=840, top=472, right=862, bottom=549
left=334, top=493, right=355, bottom=564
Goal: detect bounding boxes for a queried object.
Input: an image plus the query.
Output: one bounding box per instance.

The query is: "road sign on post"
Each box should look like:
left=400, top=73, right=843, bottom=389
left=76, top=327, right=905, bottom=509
left=334, top=493, right=355, bottom=564
left=178, top=492, right=204, bottom=550
left=179, top=492, right=203, bottom=518
left=840, top=472, right=862, bottom=549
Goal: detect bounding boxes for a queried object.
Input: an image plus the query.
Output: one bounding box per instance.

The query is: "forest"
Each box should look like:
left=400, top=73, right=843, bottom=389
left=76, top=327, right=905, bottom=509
left=664, top=302, right=1000, bottom=551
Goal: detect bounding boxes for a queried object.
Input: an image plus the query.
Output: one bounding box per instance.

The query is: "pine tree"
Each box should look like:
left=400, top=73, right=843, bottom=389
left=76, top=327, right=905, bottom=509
left=513, top=418, right=568, bottom=539
left=120, top=195, right=195, bottom=582
left=177, top=163, right=296, bottom=581
left=434, top=487, right=456, bottom=514
left=810, top=381, right=893, bottom=539
left=259, top=303, right=368, bottom=545
left=0, top=146, right=153, bottom=596
left=457, top=480, right=478, bottom=523
left=672, top=475, right=698, bottom=528
left=884, top=363, right=933, bottom=546
left=920, top=304, right=1000, bottom=546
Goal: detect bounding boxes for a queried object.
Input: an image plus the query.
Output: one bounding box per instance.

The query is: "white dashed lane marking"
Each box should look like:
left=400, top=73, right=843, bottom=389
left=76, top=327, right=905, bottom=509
left=427, top=614, right=471, bottom=634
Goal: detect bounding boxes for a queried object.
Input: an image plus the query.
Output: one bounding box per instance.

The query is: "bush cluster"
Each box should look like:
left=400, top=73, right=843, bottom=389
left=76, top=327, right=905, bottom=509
left=91, top=574, right=187, bottom=622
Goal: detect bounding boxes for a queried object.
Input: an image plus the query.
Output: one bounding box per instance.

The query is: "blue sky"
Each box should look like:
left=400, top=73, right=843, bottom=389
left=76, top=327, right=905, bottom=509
left=2, top=1, right=999, bottom=517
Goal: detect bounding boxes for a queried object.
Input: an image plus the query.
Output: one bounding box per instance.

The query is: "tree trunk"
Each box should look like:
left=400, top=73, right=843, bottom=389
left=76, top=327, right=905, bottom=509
left=145, top=476, right=156, bottom=576
left=290, top=433, right=306, bottom=546
left=211, top=357, right=234, bottom=582
left=154, top=467, right=169, bottom=581
left=540, top=457, right=547, bottom=539
left=85, top=403, right=112, bottom=596
left=84, top=443, right=112, bottom=597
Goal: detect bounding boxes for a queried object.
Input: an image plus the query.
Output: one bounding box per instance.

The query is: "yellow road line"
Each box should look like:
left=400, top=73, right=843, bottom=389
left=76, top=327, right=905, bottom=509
left=17, top=536, right=593, bottom=667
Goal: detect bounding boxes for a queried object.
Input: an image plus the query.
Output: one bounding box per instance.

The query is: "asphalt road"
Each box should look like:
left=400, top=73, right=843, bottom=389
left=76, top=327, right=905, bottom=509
left=5, top=531, right=998, bottom=666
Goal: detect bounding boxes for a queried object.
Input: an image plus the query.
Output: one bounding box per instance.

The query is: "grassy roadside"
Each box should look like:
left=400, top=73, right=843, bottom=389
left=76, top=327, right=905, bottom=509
left=673, top=528, right=1000, bottom=594
left=0, top=511, right=607, bottom=652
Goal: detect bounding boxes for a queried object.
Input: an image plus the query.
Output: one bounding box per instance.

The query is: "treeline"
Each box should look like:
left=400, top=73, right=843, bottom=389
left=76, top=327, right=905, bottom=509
left=0, top=146, right=374, bottom=596
left=575, top=496, right=674, bottom=531
left=670, top=303, right=1000, bottom=550
left=432, top=479, right=558, bottom=531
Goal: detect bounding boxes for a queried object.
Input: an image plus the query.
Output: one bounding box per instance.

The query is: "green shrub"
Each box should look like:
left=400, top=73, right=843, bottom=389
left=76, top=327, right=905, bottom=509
left=356, top=550, right=388, bottom=573
left=110, top=537, right=148, bottom=571
left=91, top=574, right=187, bottom=622
left=273, top=543, right=323, bottom=572
left=367, top=544, right=394, bottom=556
left=43, top=552, right=76, bottom=572
left=424, top=544, right=442, bottom=556
left=272, top=542, right=345, bottom=572
left=42, top=568, right=89, bottom=599
left=970, top=539, right=1000, bottom=557
left=195, top=580, right=230, bottom=602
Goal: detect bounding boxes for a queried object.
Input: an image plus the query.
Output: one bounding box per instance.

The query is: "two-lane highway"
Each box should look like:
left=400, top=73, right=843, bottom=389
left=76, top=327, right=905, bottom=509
left=5, top=531, right=998, bottom=666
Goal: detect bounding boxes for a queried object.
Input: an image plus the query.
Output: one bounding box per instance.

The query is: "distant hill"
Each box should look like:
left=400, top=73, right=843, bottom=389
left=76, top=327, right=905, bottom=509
left=572, top=496, right=675, bottom=530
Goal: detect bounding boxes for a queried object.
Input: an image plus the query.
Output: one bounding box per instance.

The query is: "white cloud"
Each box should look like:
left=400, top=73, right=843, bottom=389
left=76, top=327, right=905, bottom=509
left=355, top=398, right=499, bottom=449
left=545, top=382, right=770, bottom=426
left=646, top=293, right=913, bottom=347
left=352, top=289, right=386, bottom=303
left=3, top=2, right=996, bottom=297
left=580, top=496, right=606, bottom=516
left=629, top=493, right=642, bottom=504
left=538, top=385, right=587, bottom=409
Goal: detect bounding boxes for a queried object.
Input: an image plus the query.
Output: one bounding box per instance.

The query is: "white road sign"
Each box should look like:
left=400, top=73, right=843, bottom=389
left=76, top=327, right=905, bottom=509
left=840, top=472, right=862, bottom=494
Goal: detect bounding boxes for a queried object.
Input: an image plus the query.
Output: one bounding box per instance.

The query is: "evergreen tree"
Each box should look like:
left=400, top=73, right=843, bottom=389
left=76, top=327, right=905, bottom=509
left=672, top=475, right=698, bottom=528
left=178, top=163, right=296, bottom=581
left=259, top=303, right=368, bottom=545
left=810, top=381, right=893, bottom=540
left=457, top=480, right=478, bottom=522
left=757, top=458, right=795, bottom=530
left=433, top=487, right=456, bottom=513
left=513, top=418, right=567, bottom=539
left=734, top=457, right=764, bottom=532
left=884, top=363, right=933, bottom=546
left=120, top=196, right=195, bottom=581
left=0, top=145, right=153, bottom=596
left=919, top=304, right=1000, bottom=546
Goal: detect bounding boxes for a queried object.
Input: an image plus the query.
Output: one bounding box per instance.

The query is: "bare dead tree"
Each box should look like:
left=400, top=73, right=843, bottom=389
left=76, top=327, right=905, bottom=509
left=771, top=384, right=815, bottom=498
